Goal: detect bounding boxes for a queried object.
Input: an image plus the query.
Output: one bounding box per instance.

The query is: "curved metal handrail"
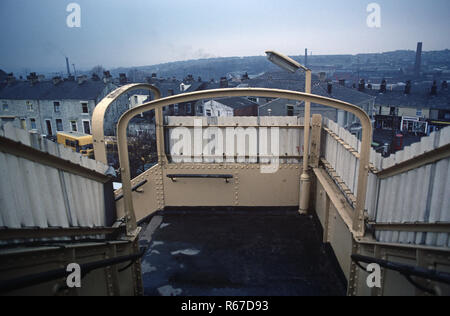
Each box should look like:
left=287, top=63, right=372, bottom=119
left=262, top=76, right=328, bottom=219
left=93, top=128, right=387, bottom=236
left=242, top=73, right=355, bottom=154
left=92, top=83, right=162, bottom=165
left=116, top=88, right=372, bottom=237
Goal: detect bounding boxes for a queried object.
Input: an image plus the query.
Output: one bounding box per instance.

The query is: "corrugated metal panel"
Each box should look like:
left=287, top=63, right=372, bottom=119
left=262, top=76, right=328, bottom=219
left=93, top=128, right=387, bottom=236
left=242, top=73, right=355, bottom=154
left=322, top=118, right=363, bottom=196
left=167, top=116, right=303, bottom=164
left=0, top=124, right=109, bottom=230
left=322, top=119, right=450, bottom=248
left=374, top=128, right=450, bottom=247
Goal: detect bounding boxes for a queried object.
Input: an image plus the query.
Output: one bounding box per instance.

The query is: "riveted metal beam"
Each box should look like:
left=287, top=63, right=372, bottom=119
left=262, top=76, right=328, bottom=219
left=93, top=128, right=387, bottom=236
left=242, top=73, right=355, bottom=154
left=0, top=226, right=124, bottom=240
left=165, top=125, right=304, bottom=129
left=369, top=222, right=450, bottom=233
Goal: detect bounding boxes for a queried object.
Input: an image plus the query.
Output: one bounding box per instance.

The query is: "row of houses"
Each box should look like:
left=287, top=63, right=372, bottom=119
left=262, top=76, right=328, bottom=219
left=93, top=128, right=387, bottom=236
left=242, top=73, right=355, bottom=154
left=0, top=68, right=378, bottom=141
left=130, top=71, right=376, bottom=134
left=362, top=80, right=450, bottom=135
left=0, top=72, right=128, bottom=137
left=2, top=67, right=447, bottom=146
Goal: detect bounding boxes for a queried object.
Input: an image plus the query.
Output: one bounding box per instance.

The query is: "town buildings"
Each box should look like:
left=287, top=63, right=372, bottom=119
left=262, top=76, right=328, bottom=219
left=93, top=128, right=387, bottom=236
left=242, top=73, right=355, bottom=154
left=0, top=71, right=127, bottom=137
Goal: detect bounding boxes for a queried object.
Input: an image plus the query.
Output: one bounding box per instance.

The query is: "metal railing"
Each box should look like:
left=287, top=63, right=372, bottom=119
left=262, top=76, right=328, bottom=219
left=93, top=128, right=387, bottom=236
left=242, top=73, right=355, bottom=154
left=92, top=83, right=163, bottom=165
left=106, top=88, right=372, bottom=237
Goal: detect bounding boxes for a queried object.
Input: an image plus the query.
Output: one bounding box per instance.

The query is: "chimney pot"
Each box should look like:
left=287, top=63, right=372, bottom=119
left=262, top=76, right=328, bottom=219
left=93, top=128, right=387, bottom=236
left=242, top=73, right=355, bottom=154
left=52, top=76, right=62, bottom=85
left=404, top=80, right=411, bottom=95
left=220, top=77, right=228, bottom=88
left=380, top=79, right=387, bottom=93
left=327, top=82, right=333, bottom=94
left=103, top=71, right=112, bottom=83
left=358, top=79, right=365, bottom=91
left=431, top=81, right=438, bottom=96
left=119, top=73, right=127, bottom=84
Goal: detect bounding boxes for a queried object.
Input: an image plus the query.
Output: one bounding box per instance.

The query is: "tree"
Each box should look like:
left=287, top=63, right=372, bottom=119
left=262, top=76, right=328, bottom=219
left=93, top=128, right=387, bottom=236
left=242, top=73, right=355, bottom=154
left=128, top=132, right=157, bottom=178
left=106, top=131, right=157, bottom=181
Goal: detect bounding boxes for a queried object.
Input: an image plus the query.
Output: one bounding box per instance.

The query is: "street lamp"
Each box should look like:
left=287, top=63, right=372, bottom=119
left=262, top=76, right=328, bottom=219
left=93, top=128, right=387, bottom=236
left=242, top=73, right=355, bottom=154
left=265, top=50, right=312, bottom=215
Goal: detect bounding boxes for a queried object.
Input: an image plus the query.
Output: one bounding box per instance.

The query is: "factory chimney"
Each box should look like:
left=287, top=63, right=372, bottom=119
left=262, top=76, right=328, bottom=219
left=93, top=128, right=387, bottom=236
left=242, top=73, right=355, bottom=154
left=65, top=57, right=71, bottom=77
left=414, top=42, right=422, bottom=77
left=305, top=48, right=308, bottom=68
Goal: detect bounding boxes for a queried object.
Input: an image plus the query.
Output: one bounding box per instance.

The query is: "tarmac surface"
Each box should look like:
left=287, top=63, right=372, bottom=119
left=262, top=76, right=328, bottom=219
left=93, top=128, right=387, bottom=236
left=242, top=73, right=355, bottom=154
left=140, top=209, right=347, bottom=296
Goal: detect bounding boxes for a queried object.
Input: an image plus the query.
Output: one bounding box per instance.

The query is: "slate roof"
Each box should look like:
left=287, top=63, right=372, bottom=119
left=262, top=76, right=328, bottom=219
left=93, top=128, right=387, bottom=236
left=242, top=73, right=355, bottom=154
left=363, top=83, right=450, bottom=110
left=247, top=71, right=375, bottom=106
left=204, top=81, right=240, bottom=90
left=212, top=97, right=258, bottom=109
left=0, top=79, right=110, bottom=101
left=146, top=79, right=207, bottom=98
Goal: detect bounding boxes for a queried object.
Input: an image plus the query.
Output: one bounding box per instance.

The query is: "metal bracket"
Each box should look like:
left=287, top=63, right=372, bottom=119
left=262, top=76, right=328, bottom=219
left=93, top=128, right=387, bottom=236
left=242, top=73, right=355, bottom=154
left=166, top=174, right=234, bottom=183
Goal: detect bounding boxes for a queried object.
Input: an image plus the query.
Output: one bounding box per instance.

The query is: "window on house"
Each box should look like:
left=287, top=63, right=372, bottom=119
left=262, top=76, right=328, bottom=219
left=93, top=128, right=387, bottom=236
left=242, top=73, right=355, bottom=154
left=81, top=102, right=89, bottom=114
left=287, top=105, right=294, bottom=116
left=174, top=104, right=179, bottom=113
left=45, top=120, right=53, bottom=136
left=70, top=120, right=78, bottom=132
left=83, top=120, right=91, bottom=134
left=30, top=118, right=37, bottom=130
left=134, top=96, right=138, bottom=104
left=56, top=119, right=63, bottom=131
left=2, top=102, right=8, bottom=111
left=206, top=109, right=212, bottom=117
left=20, top=119, right=27, bottom=130
left=26, top=101, right=33, bottom=111
left=416, top=109, right=422, bottom=117
left=198, top=105, right=203, bottom=114
left=54, top=102, right=60, bottom=113
left=186, top=103, right=192, bottom=114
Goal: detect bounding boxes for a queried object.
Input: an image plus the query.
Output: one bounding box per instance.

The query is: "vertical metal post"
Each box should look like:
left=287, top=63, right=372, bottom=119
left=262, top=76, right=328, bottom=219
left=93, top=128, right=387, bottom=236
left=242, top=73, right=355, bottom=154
left=299, top=70, right=312, bottom=214
left=310, top=114, right=322, bottom=168
left=155, top=107, right=168, bottom=165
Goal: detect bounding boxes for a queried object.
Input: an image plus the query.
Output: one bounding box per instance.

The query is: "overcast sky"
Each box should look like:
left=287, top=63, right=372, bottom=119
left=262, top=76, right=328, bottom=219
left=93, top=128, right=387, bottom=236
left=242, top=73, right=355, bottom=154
left=1, top=0, right=449, bottom=74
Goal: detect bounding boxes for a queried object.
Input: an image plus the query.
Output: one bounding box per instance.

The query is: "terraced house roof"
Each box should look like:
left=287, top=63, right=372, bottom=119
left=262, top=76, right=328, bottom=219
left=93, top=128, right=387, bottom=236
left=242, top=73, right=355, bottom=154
left=0, top=79, right=111, bottom=101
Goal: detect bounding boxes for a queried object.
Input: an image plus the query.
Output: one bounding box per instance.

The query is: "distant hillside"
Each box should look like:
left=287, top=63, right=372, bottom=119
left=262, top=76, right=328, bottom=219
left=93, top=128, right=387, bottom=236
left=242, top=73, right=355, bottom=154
left=108, top=49, right=450, bottom=82
left=111, top=56, right=282, bottom=82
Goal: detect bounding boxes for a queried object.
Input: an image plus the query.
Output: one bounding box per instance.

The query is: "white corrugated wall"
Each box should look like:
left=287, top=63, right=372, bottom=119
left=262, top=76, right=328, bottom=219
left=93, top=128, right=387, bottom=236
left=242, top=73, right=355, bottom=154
left=167, top=116, right=304, bottom=165
left=0, top=124, right=109, bottom=229
left=323, top=118, right=450, bottom=248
